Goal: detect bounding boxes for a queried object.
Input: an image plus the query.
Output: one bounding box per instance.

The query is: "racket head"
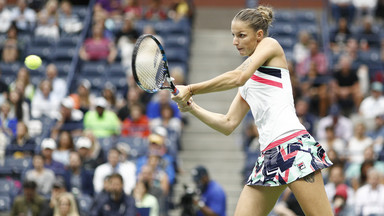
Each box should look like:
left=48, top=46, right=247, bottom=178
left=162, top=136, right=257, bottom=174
left=132, top=34, right=172, bottom=94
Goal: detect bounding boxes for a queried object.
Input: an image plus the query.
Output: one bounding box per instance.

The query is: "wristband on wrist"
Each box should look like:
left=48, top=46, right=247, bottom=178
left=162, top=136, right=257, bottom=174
left=198, top=200, right=205, bottom=209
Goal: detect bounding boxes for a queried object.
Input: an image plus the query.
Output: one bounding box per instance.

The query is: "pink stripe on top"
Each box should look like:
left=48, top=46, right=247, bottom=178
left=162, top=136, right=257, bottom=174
left=262, top=130, right=308, bottom=152
left=251, top=75, right=283, bottom=88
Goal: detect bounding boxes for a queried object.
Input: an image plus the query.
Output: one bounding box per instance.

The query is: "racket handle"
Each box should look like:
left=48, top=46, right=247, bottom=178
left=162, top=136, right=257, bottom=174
left=172, top=88, right=179, bottom=96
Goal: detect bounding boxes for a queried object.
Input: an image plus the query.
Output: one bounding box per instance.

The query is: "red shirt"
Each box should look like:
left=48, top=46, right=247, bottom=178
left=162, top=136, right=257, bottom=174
left=121, top=116, right=150, bottom=138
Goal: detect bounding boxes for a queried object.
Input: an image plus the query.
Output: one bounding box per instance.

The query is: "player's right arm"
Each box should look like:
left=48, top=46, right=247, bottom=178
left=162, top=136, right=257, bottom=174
left=179, top=91, right=250, bottom=135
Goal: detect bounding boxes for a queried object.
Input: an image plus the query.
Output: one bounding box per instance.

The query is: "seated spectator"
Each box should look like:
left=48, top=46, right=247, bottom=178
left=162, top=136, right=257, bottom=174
left=75, top=136, right=102, bottom=171
left=51, top=97, right=84, bottom=139
left=6, top=121, right=36, bottom=158
left=316, top=104, right=353, bottom=142
left=1, top=37, right=19, bottom=63
left=40, top=177, right=77, bottom=216
left=9, top=67, right=35, bottom=102
left=34, top=11, right=60, bottom=41
left=25, top=154, right=56, bottom=196
left=123, top=0, right=142, bottom=19
left=273, top=188, right=304, bottom=216
left=0, top=101, right=18, bottom=137
left=121, top=102, right=150, bottom=138
left=329, top=17, right=352, bottom=54
left=83, top=97, right=120, bottom=138
left=146, top=90, right=181, bottom=120
left=91, top=173, right=136, bottom=216
left=38, top=0, right=59, bottom=25
left=359, top=81, right=384, bottom=121
left=54, top=192, right=80, bottom=216
left=40, top=138, right=66, bottom=177
left=79, top=22, right=117, bottom=63
left=31, top=79, right=60, bottom=119
left=0, top=0, right=12, bottom=34
left=0, top=69, right=9, bottom=106
left=356, top=16, right=380, bottom=47
left=168, top=0, right=192, bottom=22
left=146, top=154, right=170, bottom=196
left=66, top=151, right=94, bottom=196
left=117, top=87, right=151, bottom=121
left=69, top=79, right=94, bottom=114
left=347, top=122, right=373, bottom=164
left=96, top=0, right=123, bottom=16
left=93, top=148, right=136, bottom=195
left=353, top=0, right=377, bottom=21
left=115, top=16, right=138, bottom=67
left=58, top=0, right=83, bottom=35
left=102, top=82, right=118, bottom=111
left=11, top=0, right=37, bottom=32
left=295, top=98, right=317, bottom=135
left=45, top=63, right=67, bottom=102
left=366, top=115, right=384, bottom=145
left=329, top=0, right=355, bottom=23
left=133, top=180, right=159, bottom=216
left=10, top=180, right=45, bottom=216
left=83, top=130, right=103, bottom=163
left=296, top=39, right=328, bottom=78
left=143, top=0, right=167, bottom=21
left=354, top=168, right=384, bottom=215
left=52, top=131, right=75, bottom=166
left=9, top=90, right=30, bottom=124
left=319, top=126, right=347, bottom=160
left=150, top=103, right=183, bottom=137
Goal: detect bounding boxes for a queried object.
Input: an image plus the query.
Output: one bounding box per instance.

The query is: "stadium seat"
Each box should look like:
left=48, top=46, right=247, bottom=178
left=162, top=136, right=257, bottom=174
left=4, top=157, right=32, bottom=177
left=274, top=10, right=295, bottom=23
left=136, top=207, right=150, bottom=216
left=54, top=61, right=72, bottom=78
left=32, top=37, right=56, bottom=47
left=269, top=23, right=296, bottom=37
left=25, top=46, right=52, bottom=62
left=295, top=11, right=317, bottom=24
left=77, top=194, right=93, bottom=216
left=57, top=35, right=80, bottom=47
left=80, top=61, right=106, bottom=77
left=164, top=34, right=190, bottom=49
left=52, top=47, right=76, bottom=61
left=0, top=195, right=11, bottom=212
left=108, top=63, right=126, bottom=77
left=0, top=179, right=15, bottom=196
left=165, top=47, right=189, bottom=63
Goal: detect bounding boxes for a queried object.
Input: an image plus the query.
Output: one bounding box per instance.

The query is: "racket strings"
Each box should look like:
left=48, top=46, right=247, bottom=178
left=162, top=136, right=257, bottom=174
left=135, top=37, right=165, bottom=92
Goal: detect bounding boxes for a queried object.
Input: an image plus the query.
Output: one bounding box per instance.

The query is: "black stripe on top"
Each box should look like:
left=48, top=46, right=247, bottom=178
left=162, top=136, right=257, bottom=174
left=258, top=66, right=281, bottom=78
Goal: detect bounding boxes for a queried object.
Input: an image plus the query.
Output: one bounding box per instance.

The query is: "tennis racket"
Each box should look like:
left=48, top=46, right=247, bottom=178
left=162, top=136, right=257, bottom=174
left=132, top=34, right=179, bottom=95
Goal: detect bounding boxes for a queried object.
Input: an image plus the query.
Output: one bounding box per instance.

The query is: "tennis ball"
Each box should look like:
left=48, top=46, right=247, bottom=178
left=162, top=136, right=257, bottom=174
left=24, top=55, right=42, bottom=70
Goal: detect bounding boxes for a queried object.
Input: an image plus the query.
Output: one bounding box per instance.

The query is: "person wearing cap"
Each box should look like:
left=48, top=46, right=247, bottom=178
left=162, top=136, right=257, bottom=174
left=93, top=148, right=136, bottom=195
left=83, top=97, right=120, bottom=138
left=39, top=138, right=66, bottom=177
left=25, top=154, right=56, bottom=196
left=65, top=151, right=94, bottom=196
left=69, top=79, right=94, bottom=113
left=191, top=165, right=226, bottom=216
left=359, top=81, right=384, bottom=121
left=316, top=104, right=353, bottom=141
left=51, top=97, right=84, bottom=140
left=76, top=135, right=103, bottom=171
left=10, top=180, right=45, bottom=216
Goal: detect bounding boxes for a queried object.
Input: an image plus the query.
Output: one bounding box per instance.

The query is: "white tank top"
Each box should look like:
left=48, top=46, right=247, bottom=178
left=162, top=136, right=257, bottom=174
left=239, top=66, right=306, bottom=151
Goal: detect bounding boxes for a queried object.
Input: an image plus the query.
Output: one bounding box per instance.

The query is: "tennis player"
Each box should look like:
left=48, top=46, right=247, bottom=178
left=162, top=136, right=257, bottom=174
left=172, top=6, right=334, bottom=216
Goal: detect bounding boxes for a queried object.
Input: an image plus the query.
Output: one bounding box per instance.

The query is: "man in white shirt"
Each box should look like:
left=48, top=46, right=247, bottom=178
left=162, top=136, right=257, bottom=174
left=11, top=0, right=36, bottom=31
left=45, top=63, right=67, bottom=102
left=0, top=0, right=12, bottom=33
left=359, top=81, right=384, bottom=121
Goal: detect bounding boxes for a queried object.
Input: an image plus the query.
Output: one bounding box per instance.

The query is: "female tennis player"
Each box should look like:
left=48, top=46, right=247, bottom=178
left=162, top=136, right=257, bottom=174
left=172, top=6, right=334, bottom=216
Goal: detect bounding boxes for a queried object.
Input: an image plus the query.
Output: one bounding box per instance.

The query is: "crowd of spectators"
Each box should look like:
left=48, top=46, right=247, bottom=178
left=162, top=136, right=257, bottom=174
left=0, top=0, right=194, bottom=215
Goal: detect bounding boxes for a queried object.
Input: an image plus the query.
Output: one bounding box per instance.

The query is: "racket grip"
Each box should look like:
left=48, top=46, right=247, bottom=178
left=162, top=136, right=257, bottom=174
left=172, top=88, right=179, bottom=96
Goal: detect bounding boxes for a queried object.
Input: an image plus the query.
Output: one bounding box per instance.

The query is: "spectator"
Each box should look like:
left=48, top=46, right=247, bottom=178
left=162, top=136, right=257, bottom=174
left=296, top=39, right=328, bottom=78
left=40, top=138, right=66, bottom=176
left=319, top=126, right=347, bottom=160
left=9, top=67, right=35, bottom=102
left=295, top=98, right=317, bottom=135
left=6, top=121, right=36, bottom=158
left=11, top=0, right=37, bottom=32
left=273, top=188, right=304, bottom=216
left=191, top=165, right=226, bottom=216
left=52, top=131, right=75, bottom=166
left=46, top=63, right=67, bottom=102
left=366, top=115, right=384, bottom=144
left=83, top=130, right=104, bottom=164
left=146, top=90, right=181, bottom=120
left=355, top=168, right=384, bottom=215
left=58, top=0, right=83, bottom=35
left=115, top=16, right=138, bottom=67
left=93, top=148, right=136, bottom=195
left=330, top=0, right=355, bottom=23
left=376, top=0, right=384, bottom=20
left=330, top=17, right=352, bottom=54
left=121, top=102, right=150, bottom=138
left=0, top=0, right=12, bottom=33
left=1, top=37, right=19, bottom=63
left=133, top=180, right=159, bottom=216
left=117, top=87, right=150, bottom=121
left=75, top=136, right=102, bottom=171
left=356, top=16, right=380, bottom=47
left=35, top=10, right=60, bottom=41
left=168, top=0, right=192, bottom=22
left=353, top=0, right=377, bottom=23
left=83, top=97, right=120, bottom=138
left=10, top=180, right=45, bottom=216
left=359, top=81, right=384, bottom=121
left=79, top=23, right=117, bottom=63
left=9, top=90, right=30, bottom=124
left=38, top=0, right=59, bottom=25
left=0, top=69, right=9, bottom=106
left=51, top=97, right=84, bottom=139
left=66, top=151, right=94, bottom=196
left=40, top=177, right=77, bottom=216
left=54, top=192, right=80, bottom=216
left=316, top=104, right=354, bottom=141
left=143, top=0, right=167, bottom=21
left=31, top=79, right=60, bottom=119
left=150, top=103, right=183, bottom=140
left=96, top=0, right=122, bottom=16
left=25, top=154, right=56, bottom=196
left=123, top=0, right=142, bottom=19
left=0, top=101, right=18, bottom=136
left=293, top=30, right=311, bottom=65
left=324, top=164, right=355, bottom=215
left=330, top=55, right=363, bottom=115
left=69, top=79, right=94, bottom=114
left=91, top=173, right=136, bottom=216
left=101, top=82, right=117, bottom=111
left=347, top=122, right=373, bottom=163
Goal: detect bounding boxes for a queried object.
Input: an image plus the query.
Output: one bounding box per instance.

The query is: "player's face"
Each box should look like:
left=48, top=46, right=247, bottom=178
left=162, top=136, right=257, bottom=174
left=231, top=20, right=258, bottom=56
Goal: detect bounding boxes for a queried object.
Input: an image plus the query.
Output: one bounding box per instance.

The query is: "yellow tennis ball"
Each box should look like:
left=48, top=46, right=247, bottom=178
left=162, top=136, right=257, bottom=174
left=24, top=55, right=42, bottom=70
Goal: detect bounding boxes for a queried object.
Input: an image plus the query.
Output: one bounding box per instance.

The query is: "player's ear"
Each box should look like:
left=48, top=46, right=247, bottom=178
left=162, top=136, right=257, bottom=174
left=256, top=29, right=264, bottom=41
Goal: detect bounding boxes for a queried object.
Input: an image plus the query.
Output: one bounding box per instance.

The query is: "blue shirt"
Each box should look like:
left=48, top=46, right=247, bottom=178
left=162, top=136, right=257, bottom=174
left=198, top=181, right=226, bottom=216
left=90, top=193, right=136, bottom=216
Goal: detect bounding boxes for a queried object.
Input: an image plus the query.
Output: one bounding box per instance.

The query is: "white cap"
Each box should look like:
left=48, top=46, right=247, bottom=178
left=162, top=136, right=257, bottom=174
left=61, top=97, right=74, bottom=109
left=95, top=97, right=108, bottom=108
left=153, top=126, right=167, bottom=137
left=41, top=138, right=56, bottom=150
left=76, top=137, right=92, bottom=149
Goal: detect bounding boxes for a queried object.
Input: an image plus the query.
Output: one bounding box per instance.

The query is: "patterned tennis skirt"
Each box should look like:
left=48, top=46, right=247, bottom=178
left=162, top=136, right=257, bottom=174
left=247, top=130, right=333, bottom=187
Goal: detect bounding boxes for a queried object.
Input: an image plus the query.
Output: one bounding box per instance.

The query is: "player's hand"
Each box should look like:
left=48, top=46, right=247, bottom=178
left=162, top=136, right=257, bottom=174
left=172, top=85, right=191, bottom=104
left=177, top=97, right=194, bottom=112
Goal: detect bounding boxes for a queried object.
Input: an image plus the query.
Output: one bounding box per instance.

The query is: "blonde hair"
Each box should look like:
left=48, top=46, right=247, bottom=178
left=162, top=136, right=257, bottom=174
left=233, top=5, right=274, bottom=36
left=53, top=193, right=79, bottom=216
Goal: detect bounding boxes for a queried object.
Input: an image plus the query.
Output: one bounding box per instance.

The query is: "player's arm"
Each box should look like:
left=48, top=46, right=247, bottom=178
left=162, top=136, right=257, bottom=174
left=173, top=38, right=281, bottom=103
left=181, top=91, right=250, bottom=135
